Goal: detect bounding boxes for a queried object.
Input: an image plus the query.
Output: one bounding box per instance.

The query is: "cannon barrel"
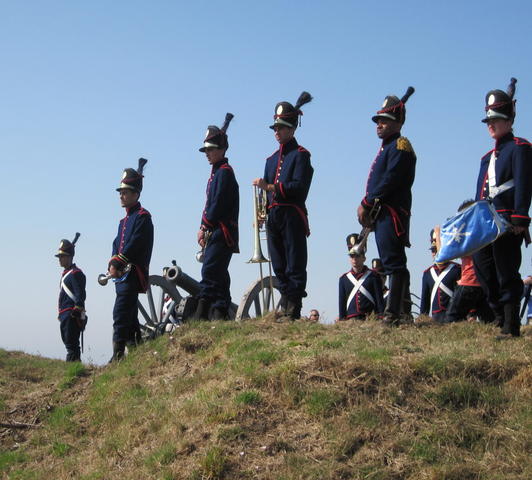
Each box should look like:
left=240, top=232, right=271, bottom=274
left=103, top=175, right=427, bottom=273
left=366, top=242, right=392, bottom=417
left=163, top=265, right=201, bottom=296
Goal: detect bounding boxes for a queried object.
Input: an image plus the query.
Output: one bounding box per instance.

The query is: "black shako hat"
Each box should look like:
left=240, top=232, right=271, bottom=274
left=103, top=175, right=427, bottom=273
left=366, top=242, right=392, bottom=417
left=270, top=91, right=313, bottom=129
left=199, top=113, right=234, bottom=152
left=346, top=233, right=365, bottom=255
left=482, top=77, right=517, bottom=123
left=372, top=86, right=415, bottom=124
left=55, top=232, right=80, bottom=257
left=116, top=158, right=148, bottom=192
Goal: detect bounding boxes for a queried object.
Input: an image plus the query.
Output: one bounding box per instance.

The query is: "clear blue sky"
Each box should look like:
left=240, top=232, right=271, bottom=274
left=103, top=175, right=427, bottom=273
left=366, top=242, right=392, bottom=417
left=1, top=1, right=531, bottom=364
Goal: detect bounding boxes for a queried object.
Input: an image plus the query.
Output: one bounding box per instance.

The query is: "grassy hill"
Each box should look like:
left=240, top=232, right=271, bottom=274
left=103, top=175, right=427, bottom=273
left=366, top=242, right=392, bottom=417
left=1, top=317, right=531, bottom=480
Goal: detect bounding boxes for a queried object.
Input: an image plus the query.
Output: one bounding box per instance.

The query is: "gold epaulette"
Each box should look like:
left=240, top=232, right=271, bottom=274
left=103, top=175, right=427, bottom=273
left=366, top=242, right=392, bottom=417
left=397, top=136, right=414, bottom=153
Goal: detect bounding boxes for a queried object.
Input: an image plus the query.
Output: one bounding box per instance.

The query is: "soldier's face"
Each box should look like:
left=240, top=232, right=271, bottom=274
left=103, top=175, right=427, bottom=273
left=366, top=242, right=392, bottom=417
left=376, top=118, right=401, bottom=139
left=58, top=255, right=72, bottom=268
left=205, top=147, right=225, bottom=165
left=273, top=125, right=295, bottom=145
left=486, top=118, right=512, bottom=140
left=119, top=189, right=140, bottom=208
left=349, top=254, right=365, bottom=270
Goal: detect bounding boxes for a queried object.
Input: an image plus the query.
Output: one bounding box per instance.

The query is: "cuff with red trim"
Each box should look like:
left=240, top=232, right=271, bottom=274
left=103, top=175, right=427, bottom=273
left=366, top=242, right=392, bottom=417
left=361, top=197, right=374, bottom=209
left=109, top=254, right=128, bottom=269
left=511, top=215, right=530, bottom=227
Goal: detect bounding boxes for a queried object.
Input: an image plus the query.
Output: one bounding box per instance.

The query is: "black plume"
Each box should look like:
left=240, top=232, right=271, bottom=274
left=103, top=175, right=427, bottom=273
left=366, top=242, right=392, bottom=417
left=507, top=77, right=517, bottom=99
left=221, top=113, right=234, bottom=133
left=294, top=91, right=313, bottom=111
left=137, top=157, right=148, bottom=175
left=401, top=86, right=415, bottom=104
left=72, top=232, right=81, bottom=245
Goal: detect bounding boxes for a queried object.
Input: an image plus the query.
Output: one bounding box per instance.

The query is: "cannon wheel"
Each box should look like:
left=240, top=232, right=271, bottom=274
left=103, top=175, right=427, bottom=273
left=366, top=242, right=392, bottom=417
left=138, top=275, right=183, bottom=339
left=235, top=276, right=281, bottom=321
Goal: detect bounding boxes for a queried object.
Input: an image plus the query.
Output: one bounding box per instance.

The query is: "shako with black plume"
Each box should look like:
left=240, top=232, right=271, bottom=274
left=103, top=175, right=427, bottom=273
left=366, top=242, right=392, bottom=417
left=116, top=158, right=148, bottom=192
left=199, top=113, right=234, bottom=152
left=372, top=86, right=415, bottom=124
left=482, top=77, right=517, bottom=123
left=55, top=232, right=81, bottom=257
left=270, top=91, right=313, bottom=129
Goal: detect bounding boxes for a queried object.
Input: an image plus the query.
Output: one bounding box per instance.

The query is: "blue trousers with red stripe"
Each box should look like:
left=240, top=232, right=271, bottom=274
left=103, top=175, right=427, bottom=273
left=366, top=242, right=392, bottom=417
left=59, top=312, right=81, bottom=361
left=113, top=276, right=141, bottom=344
left=473, top=232, right=524, bottom=306
left=266, top=207, right=308, bottom=300
left=374, top=209, right=409, bottom=275
left=200, top=228, right=233, bottom=310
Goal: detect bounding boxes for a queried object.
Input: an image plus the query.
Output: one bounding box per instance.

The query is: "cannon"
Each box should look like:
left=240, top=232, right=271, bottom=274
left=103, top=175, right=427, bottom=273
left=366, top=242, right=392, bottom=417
left=136, top=260, right=281, bottom=339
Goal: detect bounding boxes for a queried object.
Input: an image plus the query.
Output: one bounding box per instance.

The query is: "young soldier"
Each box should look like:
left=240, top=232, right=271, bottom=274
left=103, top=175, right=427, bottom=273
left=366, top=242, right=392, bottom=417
left=473, top=78, right=532, bottom=337
left=108, top=158, right=154, bottom=361
left=56, top=233, right=86, bottom=362
left=194, top=113, right=239, bottom=321
left=253, top=92, right=314, bottom=320
left=338, top=233, right=385, bottom=321
left=420, top=230, right=461, bottom=323
left=358, top=87, right=416, bottom=325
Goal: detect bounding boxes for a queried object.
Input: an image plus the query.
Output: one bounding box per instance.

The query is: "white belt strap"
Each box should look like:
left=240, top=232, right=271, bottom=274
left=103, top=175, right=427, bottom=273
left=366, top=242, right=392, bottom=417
left=430, top=265, right=454, bottom=308
left=346, top=271, right=374, bottom=309
left=61, top=269, right=78, bottom=303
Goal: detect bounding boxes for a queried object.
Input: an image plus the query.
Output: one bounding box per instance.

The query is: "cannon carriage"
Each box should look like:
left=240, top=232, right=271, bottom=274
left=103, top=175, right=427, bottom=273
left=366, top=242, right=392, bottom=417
left=137, top=260, right=281, bottom=339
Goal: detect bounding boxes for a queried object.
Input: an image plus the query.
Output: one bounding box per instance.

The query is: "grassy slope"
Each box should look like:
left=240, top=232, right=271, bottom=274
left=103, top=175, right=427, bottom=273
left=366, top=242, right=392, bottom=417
left=0, top=318, right=531, bottom=480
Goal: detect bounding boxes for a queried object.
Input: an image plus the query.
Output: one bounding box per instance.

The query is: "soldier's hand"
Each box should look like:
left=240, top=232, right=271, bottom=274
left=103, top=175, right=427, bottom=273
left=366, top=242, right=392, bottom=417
left=109, top=264, right=120, bottom=278
left=252, top=178, right=268, bottom=191
left=357, top=205, right=370, bottom=227
left=197, top=229, right=205, bottom=247
left=511, top=225, right=527, bottom=235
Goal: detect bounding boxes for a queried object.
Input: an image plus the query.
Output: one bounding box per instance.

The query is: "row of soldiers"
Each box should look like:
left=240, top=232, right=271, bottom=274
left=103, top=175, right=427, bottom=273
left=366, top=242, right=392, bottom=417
left=55, top=77, right=531, bottom=362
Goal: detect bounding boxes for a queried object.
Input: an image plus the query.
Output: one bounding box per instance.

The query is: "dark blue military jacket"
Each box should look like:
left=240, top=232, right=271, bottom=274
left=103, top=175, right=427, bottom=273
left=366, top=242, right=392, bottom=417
left=362, top=132, right=416, bottom=238
left=112, top=202, right=154, bottom=293
left=58, top=264, right=86, bottom=319
left=201, top=158, right=239, bottom=252
left=476, top=132, right=532, bottom=227
left=420, top=262, right=460, bottom=316
left=263, top=137, right=313, bottom=235
left=338, top=266, right=384, bottom=319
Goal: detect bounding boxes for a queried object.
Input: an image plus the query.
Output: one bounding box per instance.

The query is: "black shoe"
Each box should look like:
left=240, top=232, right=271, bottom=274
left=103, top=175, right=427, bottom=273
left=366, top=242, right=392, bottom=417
left=278, top=294, right=288, bottom=315
left=286, top=298, right=302, bottom=321
left=193, top=298, right=211, bottom=321
left=501, top=303, right=520, bottom=337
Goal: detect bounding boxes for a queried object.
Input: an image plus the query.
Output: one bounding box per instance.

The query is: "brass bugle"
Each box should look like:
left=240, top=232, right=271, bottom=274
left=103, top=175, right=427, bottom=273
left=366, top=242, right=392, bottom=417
left=98, top=263, right=132, bottom=286
left=248, top=185, right=269, bottom=264
left=350, top=199, right=382, bottom=256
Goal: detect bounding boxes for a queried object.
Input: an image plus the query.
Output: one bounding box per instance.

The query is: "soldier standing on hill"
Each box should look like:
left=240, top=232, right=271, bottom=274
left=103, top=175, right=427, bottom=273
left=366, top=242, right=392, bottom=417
left=473, top=78, right=532, bottom=338
left=108, top=158, right=154, bottom=361
left=194, top=113, right=240, bottom=321
left=253, top=92, right=314, bottom=321
left=56, top=233, right=86, bottom=362
left=357, top=87, right=417, bottom=326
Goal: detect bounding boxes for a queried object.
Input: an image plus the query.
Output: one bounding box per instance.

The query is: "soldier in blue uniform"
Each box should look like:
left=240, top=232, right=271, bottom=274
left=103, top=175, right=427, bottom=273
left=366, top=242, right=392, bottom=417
left=473, top=78, right=532, bottom=337
left=195, top=113, right=239, bottom=321
left=108, top=158, right=154, bottom=361
left=420, top=230, right=461, bottom=323
left=338, top=234, right=384, bottom=320
left=357, top=87, right=416, bottom=325
left=253, top=92, right=314, bottom=320
left=56, top=233, right=86, bottom=362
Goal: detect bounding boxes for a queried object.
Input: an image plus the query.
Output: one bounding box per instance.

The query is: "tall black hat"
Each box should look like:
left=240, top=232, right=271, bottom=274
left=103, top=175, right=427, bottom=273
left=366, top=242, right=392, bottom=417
left=55, top=232, right=80, bottom=257
left=372, top=86, right=415, bottom=124
left=482, top=77, right=517, bottom=123
left=116, top=158, right=148, bottom=192
left=346, top=233, right=365, bottom=255
left=199, top=113, right=234, bottom=152
left=270, top=91, right=313, bottom=129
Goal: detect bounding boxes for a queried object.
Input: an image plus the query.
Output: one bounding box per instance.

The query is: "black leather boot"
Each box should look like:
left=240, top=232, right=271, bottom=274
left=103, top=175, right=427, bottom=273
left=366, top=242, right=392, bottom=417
left=493, top=306, right=504, bottom=328
left=211, top=307, right=228, bottom=321
left=193, top=298, right=211, bottom=321
left=286, top=298, right=302, bottom=321
left=278, top=294, right=288, bottom=315
left=500, top=303, right=520, bottom=337
left=109, top=341, right=125, bottom=363
left=382, top=272, right=405, bottom=326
